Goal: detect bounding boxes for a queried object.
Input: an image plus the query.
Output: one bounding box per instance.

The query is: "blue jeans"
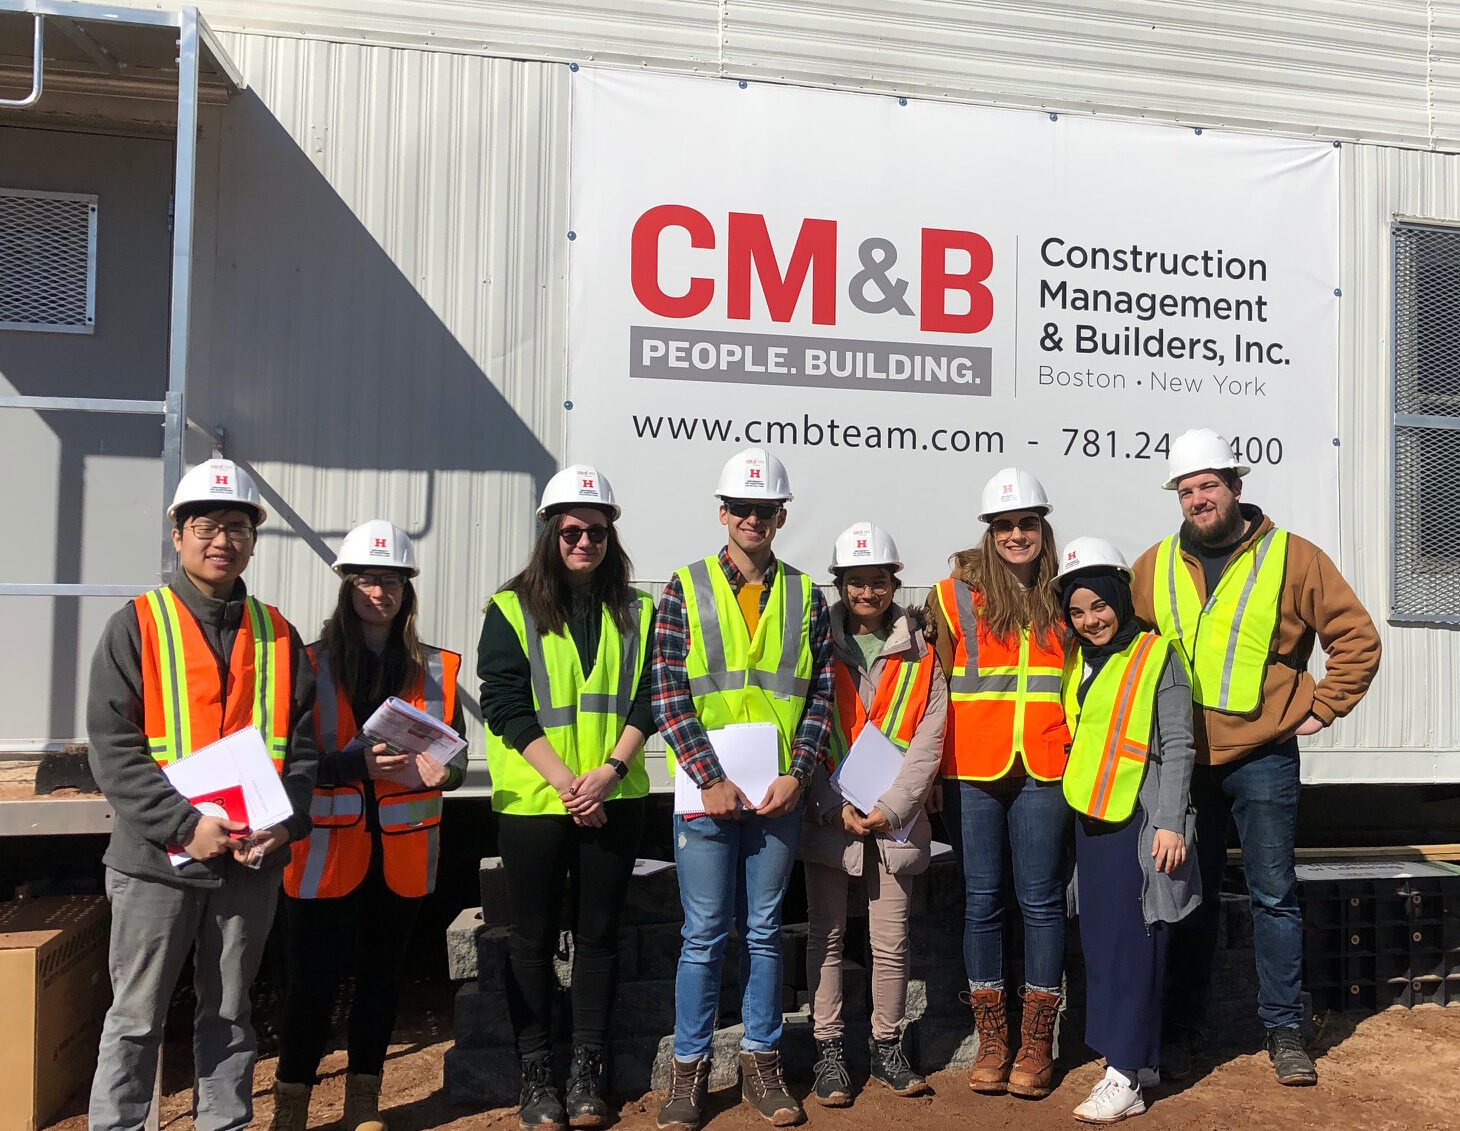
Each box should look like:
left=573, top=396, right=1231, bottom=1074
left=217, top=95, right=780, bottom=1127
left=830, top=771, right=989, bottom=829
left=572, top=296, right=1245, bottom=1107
left=1166, top=738, right=1302, bottom=1033
left=942, top=776, right=1069, bottom=991
left=672, top=805, right=803, bottom=1058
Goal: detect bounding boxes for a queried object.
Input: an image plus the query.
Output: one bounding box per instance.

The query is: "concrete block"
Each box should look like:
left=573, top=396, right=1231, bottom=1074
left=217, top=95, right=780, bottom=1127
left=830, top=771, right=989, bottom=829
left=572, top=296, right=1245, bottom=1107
left=636, top=922, right=686, bottom=980
left=926, top=857, right=966, bottom=914
left=621, top=858, right=683, bottom=925
left=443, top=1044, right=520, bottom=1107
left=478, top=857, right=511, bottom=928
left=903, top=1020, right=979, bottom=1071
left=780, top=923, right=809, bottom=990
left=452, top=980, right=514, bottom=1048
left=612, top=978, right=677, bottom=1037
left=1222, top=890, right=1255, bottom=949
left=609, top=1035, right=663, bottom=1096
left=616, top=927, right=641, bottom=981
left=446, top=906, right=485, bottom=982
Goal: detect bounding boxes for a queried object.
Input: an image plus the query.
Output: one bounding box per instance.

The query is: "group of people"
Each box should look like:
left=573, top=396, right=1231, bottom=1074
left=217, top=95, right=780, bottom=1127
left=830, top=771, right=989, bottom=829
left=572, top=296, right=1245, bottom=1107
left=82, top=426, right=1381, bottom=1131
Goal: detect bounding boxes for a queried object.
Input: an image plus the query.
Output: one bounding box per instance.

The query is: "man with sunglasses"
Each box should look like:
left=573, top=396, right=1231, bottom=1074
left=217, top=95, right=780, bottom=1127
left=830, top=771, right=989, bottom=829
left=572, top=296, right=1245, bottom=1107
left=1130, top=429, right=1380, bottom=1089
left=654, top=447, right=834, bottom=1130
left=86, top=458, right=319, bottom=1131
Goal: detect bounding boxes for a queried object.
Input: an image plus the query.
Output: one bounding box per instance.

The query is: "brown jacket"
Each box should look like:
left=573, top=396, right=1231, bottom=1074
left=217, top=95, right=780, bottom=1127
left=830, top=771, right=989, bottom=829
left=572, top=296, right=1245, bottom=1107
left=800, top=603, right=947, bottom=876
left=1130, top=508, right=1381, bottom=765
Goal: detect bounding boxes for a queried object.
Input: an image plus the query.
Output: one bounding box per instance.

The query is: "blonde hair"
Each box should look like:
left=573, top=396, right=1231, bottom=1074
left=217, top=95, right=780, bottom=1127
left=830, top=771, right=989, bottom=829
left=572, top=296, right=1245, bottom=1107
left=949, top=518, right=1062, bottom=647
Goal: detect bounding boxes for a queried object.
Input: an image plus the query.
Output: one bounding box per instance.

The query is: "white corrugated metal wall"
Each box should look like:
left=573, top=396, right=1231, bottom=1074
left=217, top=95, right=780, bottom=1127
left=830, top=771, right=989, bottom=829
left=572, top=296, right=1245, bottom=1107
left=4, top=2, right=1458, bottom=781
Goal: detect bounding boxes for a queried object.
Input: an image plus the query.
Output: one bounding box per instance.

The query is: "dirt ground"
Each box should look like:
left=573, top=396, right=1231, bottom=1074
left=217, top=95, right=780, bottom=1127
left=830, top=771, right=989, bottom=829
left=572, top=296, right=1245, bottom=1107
left=47, top=996, right=1460, bottom=1131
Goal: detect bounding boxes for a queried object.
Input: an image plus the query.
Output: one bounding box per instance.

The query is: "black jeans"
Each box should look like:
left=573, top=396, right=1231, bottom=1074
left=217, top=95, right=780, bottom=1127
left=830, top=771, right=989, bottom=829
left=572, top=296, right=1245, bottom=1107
left=276, top=856, right=422, bottom=1084
left=496, top=796, right=646, bottom=1055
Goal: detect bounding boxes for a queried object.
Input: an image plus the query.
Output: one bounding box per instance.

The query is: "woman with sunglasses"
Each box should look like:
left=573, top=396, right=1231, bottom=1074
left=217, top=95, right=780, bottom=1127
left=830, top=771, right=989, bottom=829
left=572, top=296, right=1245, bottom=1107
left=925, top=467, right=1072, bottom=1100
left=276, top=520, right=466, bottom=1131
left=801, top=522, right=945, bottom=1107
left=479, top=465, right=655, bottom=1131
left=1053, top=538, right=1199, bottom=1124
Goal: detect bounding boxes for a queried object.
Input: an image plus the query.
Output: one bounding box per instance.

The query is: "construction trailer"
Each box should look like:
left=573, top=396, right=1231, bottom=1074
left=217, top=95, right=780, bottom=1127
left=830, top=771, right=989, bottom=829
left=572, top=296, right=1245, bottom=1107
left=1, top=0, right=1458, bottom=843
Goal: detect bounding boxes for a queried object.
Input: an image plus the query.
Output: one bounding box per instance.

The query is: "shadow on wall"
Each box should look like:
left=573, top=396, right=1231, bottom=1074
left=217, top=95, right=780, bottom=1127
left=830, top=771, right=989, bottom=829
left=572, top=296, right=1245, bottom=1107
left=192, top=88, right=558, bottom=548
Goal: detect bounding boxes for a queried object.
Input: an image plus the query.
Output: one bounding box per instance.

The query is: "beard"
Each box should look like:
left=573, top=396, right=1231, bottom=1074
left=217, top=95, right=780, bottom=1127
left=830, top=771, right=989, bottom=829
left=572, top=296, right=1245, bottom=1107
left=1182, top=498, right=1246, bottom=547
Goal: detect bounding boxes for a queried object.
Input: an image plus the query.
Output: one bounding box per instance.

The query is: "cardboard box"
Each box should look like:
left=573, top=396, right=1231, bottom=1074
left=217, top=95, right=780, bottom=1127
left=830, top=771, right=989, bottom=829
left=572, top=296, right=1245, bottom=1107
left=0, top=896, right=111, bottom=1131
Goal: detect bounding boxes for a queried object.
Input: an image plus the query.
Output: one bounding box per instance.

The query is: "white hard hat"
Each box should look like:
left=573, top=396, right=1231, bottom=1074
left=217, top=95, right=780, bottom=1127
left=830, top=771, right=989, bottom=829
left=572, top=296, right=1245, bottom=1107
left=829, top=521, right=903, bottom=574
left=334, top=519, right=418, bottom=577
left=1054, top=536, right=1132, bottom=594
left=714, top=447, right=793, bottom=502
left=1163, top=428, right=1249, bottom=490
left=538, top=464, right=621, bottom=521
left=168, top=458, right=266, bottom=525
left=977, top=467, right=1052, bottom=522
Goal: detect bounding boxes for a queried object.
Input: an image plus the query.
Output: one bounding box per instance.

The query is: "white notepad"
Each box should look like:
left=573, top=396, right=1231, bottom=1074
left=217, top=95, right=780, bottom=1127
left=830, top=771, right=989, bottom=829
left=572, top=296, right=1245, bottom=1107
left=830, top=724, right=915, bottom=843
left=163, top=726, right=295, bottom=865
left=672, top=722, right=781, bottom=815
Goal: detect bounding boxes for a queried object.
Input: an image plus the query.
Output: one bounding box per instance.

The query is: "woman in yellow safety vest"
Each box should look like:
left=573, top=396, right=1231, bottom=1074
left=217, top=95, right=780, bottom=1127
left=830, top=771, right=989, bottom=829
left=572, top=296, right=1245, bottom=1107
left=800, top=522, right=946, bottom=1107
left=275, top=519, right=467, bottom=1131
left=478, top=465, right=655, bottom=1131
left=923, top=467, right=1072, bottom=1099
left=1054, top=537, right=1200, bottom=1125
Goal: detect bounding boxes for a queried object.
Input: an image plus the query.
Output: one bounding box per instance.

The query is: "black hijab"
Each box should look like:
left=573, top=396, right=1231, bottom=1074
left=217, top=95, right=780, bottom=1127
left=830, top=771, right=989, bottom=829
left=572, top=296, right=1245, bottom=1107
left=1059, top=568, right=1143, bottom=703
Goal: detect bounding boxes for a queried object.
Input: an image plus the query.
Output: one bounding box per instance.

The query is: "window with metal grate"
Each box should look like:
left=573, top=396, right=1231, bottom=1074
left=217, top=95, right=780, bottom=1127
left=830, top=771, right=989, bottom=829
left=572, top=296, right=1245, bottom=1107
left=1392, top=223, right=1460, bottom=624
left=0, top=187, right=97, bottom=334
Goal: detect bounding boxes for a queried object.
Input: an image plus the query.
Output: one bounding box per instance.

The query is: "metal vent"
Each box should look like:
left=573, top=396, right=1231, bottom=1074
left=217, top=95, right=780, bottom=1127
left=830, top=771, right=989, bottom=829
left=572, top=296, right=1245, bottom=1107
left=0, top=187, right=97, bottom=333
left=1392, top=223, right=1460, bottom=623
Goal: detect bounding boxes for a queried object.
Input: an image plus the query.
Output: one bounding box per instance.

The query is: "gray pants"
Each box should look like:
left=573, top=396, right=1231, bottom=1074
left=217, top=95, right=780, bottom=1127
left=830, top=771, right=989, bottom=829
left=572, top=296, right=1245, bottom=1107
left=88, top=865, right=280, bottom=1131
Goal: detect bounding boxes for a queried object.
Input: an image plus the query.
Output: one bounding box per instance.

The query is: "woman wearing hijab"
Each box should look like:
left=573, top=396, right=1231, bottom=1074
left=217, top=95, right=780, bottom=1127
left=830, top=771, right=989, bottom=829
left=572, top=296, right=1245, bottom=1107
left=1053, top=537, right=1201, bottom=1124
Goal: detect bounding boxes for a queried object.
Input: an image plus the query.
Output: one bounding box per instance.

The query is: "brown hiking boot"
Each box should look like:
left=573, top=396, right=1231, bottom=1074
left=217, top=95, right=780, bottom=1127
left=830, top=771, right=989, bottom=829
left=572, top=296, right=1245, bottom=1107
left=656, top=1057, right=710, bottom=1131
left=738, top=1050, right=805, bottom=1126
left=268, top=1080, right=311, bottom=1131
left=964, top=988, right=1013, bottom=1093
left=343, top=1073, right=387, bottom=1131
left=1007, top=987, right=1061, bottom=1098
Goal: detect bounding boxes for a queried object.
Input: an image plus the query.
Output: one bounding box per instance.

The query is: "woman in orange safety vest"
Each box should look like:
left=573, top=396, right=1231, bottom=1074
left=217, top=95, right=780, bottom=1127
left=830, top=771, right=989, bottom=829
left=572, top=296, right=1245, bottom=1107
left=273, top=520, right=466, bottom=1131
left=923, top=467, right=1072, bottom=1101
left=799, top=522, right=946, bottom=1108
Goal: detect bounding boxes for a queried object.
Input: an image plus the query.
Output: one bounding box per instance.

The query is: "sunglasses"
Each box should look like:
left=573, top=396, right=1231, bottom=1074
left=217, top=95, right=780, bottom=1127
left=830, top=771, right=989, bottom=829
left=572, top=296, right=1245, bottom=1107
left=723, top=501, right=783, bottom=520
left=990, top=516, right=1042, bottom=535
left=559, top=523, right=609, bottom=546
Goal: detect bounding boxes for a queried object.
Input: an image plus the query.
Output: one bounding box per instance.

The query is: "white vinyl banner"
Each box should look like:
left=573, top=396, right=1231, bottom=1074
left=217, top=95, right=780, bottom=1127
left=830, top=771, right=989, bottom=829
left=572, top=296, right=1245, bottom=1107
left=567, top=69, right=1340, bottom=585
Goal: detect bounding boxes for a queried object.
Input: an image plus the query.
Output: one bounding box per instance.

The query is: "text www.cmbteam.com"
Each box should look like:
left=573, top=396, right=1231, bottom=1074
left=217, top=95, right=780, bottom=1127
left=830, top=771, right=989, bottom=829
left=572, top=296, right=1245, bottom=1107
left=630, top=413, right=1004, bottom=453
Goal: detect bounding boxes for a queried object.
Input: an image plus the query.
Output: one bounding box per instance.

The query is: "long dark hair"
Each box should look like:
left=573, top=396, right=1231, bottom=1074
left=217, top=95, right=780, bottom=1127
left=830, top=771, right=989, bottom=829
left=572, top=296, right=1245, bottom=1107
left=319, top=573, right=424, bottom=701
left=499, top=510, right=638, bottom=636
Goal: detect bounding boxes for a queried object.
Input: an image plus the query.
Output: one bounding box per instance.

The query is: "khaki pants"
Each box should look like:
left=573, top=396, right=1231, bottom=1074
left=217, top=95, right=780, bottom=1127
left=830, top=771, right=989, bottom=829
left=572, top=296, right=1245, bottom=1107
left=804, top=841, right=914, bottom=1042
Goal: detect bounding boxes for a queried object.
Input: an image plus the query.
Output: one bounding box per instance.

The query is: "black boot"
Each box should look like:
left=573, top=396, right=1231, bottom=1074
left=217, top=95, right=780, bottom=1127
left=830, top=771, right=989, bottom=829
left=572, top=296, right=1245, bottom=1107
left=565, top=1044, right=611, bottom=1128
left=518, top=1051, right=566, bottom=1130
left=812, top=1038, right=852, bottom=1107
left=869, top=1035, right=929, bottom=1097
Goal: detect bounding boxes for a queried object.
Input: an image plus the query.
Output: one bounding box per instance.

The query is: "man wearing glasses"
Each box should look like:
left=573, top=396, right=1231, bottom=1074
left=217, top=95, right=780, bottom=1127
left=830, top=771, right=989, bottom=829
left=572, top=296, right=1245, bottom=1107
left=654, top=447, right=834, bottom=1130
left=1130, top=429, right=1380, bottom=1089
left=87, top=458, right=319, bottom=1131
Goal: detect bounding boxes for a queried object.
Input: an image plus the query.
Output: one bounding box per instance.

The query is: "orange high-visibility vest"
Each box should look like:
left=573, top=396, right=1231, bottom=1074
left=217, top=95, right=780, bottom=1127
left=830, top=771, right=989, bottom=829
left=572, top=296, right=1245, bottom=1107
left=284, top=644, right=461, bottom=900
left=827, top=650, right=936, bottom=770
left=934, top=578, right=1071, bottom=781
left=134, top=586, right=293, bottom=770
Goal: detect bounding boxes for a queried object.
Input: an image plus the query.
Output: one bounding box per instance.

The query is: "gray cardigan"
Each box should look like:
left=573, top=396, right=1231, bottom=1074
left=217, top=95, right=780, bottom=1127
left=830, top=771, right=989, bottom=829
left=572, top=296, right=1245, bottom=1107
left=1069, top=647, right=1202, bottom=927
left=799, top=602, right=947, bottom=877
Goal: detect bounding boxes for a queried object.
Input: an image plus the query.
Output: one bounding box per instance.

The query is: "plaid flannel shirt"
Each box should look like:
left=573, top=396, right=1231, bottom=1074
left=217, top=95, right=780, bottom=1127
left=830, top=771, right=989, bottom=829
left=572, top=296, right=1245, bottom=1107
left=652, top=547, right=834, bottom=787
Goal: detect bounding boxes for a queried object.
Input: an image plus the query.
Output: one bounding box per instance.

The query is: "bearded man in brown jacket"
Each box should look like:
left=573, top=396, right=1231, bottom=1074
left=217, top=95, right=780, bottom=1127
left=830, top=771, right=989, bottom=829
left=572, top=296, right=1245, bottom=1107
left=1130, top=429, right=1380, bottom=1090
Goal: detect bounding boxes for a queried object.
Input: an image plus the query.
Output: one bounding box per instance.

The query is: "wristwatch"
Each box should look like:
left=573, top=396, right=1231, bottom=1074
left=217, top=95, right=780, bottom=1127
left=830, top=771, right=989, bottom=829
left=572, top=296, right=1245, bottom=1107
left=606, top=757, right=631, bottom=780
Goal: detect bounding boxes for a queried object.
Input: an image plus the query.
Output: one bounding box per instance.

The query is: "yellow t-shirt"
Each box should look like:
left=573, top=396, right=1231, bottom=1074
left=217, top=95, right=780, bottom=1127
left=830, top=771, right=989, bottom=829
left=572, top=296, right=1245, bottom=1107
left=736, top=583, right=764, bottom=636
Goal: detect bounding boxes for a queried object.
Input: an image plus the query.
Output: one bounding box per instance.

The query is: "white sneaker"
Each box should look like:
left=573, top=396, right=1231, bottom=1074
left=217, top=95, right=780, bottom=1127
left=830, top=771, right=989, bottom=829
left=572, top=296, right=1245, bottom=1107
left=1074, top=1067, right=1147, bottom=1124
left=1137, top=1067, right=1160, bottom=1089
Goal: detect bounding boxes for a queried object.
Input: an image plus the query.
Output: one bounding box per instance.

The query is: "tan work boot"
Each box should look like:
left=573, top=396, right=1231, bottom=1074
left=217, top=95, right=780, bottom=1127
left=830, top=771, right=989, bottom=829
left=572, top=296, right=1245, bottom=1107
left=343, top=1073, right=388, bottom=1131
left=1007, top=987, right=1061, bottom=1098
left=268, top=1080, right=311, bottom=1131
left=965, top=988, right=1013, bottom=1093
left=656, top=1058, right=710, bottom=1131
left=738, top=1051, right=805, bottom=1126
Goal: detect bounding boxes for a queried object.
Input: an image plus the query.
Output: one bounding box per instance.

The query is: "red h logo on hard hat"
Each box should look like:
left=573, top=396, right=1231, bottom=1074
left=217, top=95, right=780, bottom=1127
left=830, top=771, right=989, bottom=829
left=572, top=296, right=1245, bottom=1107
left=582, top=477, right=595, bottom=489
left=856, top=538, right=867, bottom=549
left=749, top=468, right=761, bottom=479
left=1067, top=549, right=1078, bottom=562
left=374, top=538, right=388, bottom=549
left=215, top=474, right=229, bottom=486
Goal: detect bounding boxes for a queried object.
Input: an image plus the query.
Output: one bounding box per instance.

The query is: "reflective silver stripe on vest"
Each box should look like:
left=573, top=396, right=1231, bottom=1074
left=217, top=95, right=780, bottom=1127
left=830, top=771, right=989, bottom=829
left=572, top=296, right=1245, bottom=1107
left=685, top=560, right=808, bottom=700
left=519, top=606, right=578, bottom=728
left=1026, top=674, right=1063, bottom=695
left=296, top=829, right=331, bottom=898
left=421, top=647, right=445, bottom=719
left=380, top=796, right=440, bottom=828
left=616, top=601, right=644, bottom=719
left=315, top=649, right=340, bottom=748
left=424, top=826, right=440, bottom=893
left=1165, top=536, right=1185, bottom=642
left=1216, top=529, right=1280, bottom=710
left=309, top=791, right=364, bottom=819
left=154, top=592, right=187, bottom=757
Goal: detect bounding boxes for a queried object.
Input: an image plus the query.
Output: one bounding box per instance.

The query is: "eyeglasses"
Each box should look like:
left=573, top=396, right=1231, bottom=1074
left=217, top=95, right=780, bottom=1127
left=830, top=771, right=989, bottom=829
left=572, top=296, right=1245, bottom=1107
left=187, top=520, right=255, bottom=544
left=990, top=516, right=1042, bottom=535
left=559, top=524, right=609, bottom=546
left=723, top=500, right=783, bottom=520
left=351, top=572, right=406, bottom=592
left=844, top=577, right=893, bottom=594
